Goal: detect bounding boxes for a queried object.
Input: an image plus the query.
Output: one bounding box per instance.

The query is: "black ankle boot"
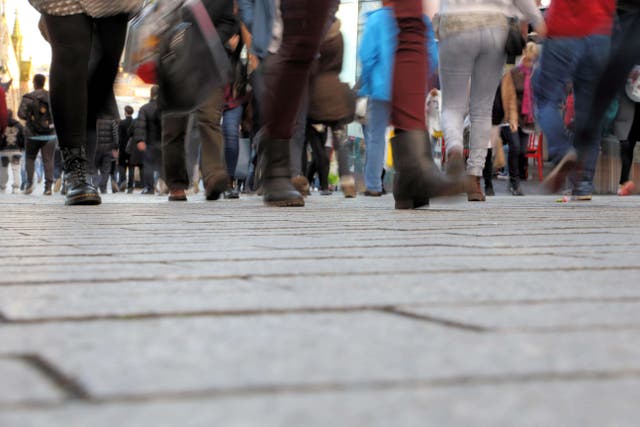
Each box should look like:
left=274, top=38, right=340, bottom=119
left=257, top=133, right=304, bottom=207
left=61, top=147, right=101, bottom=205
left=391, top=130, right=464, bottom=209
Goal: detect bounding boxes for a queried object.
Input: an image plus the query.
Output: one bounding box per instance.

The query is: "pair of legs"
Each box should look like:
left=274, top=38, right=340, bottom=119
left=44, top=13, right=128, bottom=204
left=439, top=26, right=507, bottom=177
left=532, top=35, right=611, bottom=195
left=25, top=138, right=56, bottom=190
left=162, top=87, right=226, bottom=197
left=94, top=145, right=115, bottom=193
left=44, top=13, right=127, bottom=152
left=505, top=127, right=529, bottom=190
left=0, top=154, right=22, bottom=191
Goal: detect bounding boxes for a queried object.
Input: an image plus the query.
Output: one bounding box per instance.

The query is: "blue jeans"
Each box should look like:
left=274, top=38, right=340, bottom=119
left=364, top=99, right=390, bottom=192
left=532, top=35, right=610, bottom=190
left=223, top=105, right=243, bottom=178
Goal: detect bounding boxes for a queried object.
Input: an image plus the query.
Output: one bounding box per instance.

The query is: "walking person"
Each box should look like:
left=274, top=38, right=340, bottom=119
left=28, top=0, right=142, bottom=204
left=93, top=118, right=119, bottom=193
left=222, top=15, right=248, bottom=200
left=0, top=109, right=24, bottom=194
left=18, top=74, right=57, bottom=195
left=358, top=0, right=438, bottom=196
left=501, top=42, right=539, bottom=196
left=437, top=0, right=545, bottom=201
left=135, top=86, right=162, bottom=195
left=613, top=78, right=640, bottom=196
left=532, top=0, right=616, bottom=200
left=117, top=105, right=134, bottom=191
left=161, top=0, right=236, bottom=202
left=307, top=17, right=357, bottom=198
left=550, top=0, right=640, bottom=196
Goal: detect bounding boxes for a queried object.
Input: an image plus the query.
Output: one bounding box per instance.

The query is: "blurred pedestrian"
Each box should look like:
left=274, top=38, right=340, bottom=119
left=438, top=0, right=545, bottom=201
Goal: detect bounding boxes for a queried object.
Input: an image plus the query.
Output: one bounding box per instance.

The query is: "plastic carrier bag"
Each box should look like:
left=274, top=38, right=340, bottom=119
left=123, top=0, right=230, bottom=113
left=123, top=0, right=182, bottom=84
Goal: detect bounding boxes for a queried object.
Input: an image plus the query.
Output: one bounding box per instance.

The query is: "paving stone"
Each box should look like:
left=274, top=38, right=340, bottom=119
left=0, top=359, right=66, bottom=405
left=1, top=378, right=640, bottom=427
left=1, top=313, right=640, bottom=398
left=2, top=270, right=640, bottom=320
left=397, top=301, right=640, bottom=331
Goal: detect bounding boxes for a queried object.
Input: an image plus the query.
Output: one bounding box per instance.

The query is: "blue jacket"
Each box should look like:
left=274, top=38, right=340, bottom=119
left=358, top=7, right=438, bottom=101
left=237, top=0, right=275, bottom=60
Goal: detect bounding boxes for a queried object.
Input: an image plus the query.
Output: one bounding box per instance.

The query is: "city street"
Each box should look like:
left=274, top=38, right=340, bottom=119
left=1, top=190, right=640, bottom=426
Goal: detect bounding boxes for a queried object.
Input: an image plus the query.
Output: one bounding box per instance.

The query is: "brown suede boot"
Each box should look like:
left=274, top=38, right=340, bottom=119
left=467, top=175, right=486, bottom=201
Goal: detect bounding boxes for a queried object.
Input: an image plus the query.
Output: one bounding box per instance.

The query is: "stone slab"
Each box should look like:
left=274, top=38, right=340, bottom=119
left=1, top=378, right=639, bottom=427
left=2, top=270, right=640, bottom=321
left=1, top=313, right=640, bottom=397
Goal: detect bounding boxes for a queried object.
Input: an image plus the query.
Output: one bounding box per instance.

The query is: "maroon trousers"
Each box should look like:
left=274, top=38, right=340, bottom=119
left=261, top=0, right=335, bottom=140
left=392, top=0, right=428, bottom=132
left=263, top=0, right=426, bottom=137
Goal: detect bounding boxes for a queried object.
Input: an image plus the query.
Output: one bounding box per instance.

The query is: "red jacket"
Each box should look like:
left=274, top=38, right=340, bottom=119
left=546, top=0, right=616, bottom=38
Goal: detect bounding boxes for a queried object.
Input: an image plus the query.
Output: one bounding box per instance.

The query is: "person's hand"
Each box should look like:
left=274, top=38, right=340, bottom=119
left=228, top=34, right=240, bottom=51
left=248, top=53, right=259, bottom=74
left=137, top=141, right=147, bottom=152
left=535, top=21, right=547, bottom=39
left=509, top=121, right=518, bottom=133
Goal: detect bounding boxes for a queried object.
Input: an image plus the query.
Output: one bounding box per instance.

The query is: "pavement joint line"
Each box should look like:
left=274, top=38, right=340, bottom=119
left=0, top=251, right=598, bottom=268
left=0, top=306, right=391, bottom=324
left=2, top=353, right=90, bottom=400
left=380, top=307, right=489, bottom=333
left=3, top=265, right=640, bottom=287
left=4, top=368, right=640, bottom=411
left=497, top=324, right=640, bottom=334
left=5, top=296, right=640, bottom=325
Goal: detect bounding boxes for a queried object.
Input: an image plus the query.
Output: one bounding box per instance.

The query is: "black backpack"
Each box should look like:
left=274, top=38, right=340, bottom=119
left=26, top=94, right=54, bottom=135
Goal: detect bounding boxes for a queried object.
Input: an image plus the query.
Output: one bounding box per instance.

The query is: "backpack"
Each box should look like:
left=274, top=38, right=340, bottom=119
left=26, top=94, right=54, bottom=135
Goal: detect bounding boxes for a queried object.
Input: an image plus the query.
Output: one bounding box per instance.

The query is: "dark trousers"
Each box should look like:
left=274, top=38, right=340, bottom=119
left=620, top=140, right=637, bottom=184
left=118, top=151, right=130, bottom=186
left=305, top=124, right=330, bottom=191
left=25, top=138, right=56, bottom=186
left=143, top=147, right=161, bottom=191
left=162, top=87, right=225, bottom=190
left=44, top=13, right=127, bottom=151
left=575, top=8, right=640, bottom=167
left=483, top=148, right=493, bottom=189
left=392, top=0, right=427, bottom=131
left=506, top=128, right=529, bottom=185
left=94, top=144, right=114, bottom=192
left=261, top=0, right=334, bottom=139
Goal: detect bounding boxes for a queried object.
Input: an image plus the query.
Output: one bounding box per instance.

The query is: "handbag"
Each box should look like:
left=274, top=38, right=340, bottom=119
left=157, top=0, right=231, bottom=113
left=505, top=17, right=526, bottom=57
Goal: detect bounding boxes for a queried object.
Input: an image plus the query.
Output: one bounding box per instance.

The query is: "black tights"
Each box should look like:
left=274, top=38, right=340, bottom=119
left=43, top=13, right=128, bottom=151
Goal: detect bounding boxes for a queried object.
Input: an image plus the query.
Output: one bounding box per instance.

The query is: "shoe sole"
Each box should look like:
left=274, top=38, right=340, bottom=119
left=264, top=198, right=305, bottom=207
left=65, top=194, right=102, bottom=205
left=395, top=198, right=429, bottom=209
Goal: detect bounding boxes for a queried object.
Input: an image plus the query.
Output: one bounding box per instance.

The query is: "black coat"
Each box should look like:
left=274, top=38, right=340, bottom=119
left=134, top=100, right=162, bottom=148
left=118, top=116, right=133, bottom=153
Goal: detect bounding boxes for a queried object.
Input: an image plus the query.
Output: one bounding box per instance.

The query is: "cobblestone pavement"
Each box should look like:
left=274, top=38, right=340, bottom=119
left=1, top=189, right=639, bottom=426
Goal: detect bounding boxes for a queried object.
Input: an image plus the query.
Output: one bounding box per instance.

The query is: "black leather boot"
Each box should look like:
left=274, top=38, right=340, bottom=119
left=61, top=147, right=101, bottom=205
left=257, top=133, right=304, bottom=207
left=391, top=130, right=464, bottom=209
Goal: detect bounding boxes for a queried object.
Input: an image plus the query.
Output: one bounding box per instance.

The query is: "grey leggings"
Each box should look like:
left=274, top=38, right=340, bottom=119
left=439, top=25, right=507, bottom=176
